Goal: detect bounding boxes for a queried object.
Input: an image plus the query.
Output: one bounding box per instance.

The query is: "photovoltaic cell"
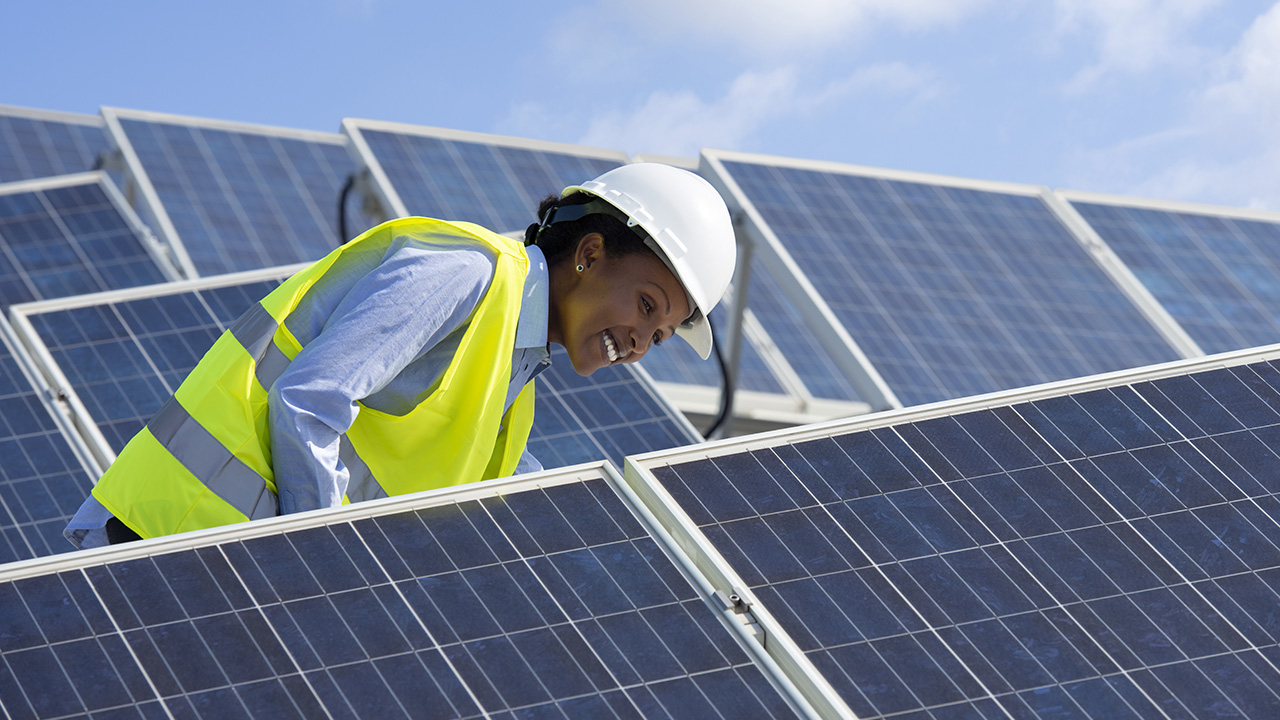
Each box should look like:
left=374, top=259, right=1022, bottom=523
left=0, top=175, right=171, bottom=308
left=0, top=323, right=97, bottom=563
left=19, top=277, right=698, bottom=473
left=0, top=107, right=109, bottom=184
left=0, top=470, right=799, bottom=719
left=717, top=157, right=1183, bottom=406
left=1070, top=198, right=1280, bottom=355
left=107, top=110, right=376, bottom=277
left=642, top=353, right=1280, bottom=718
left=349, top=123, right=624, bottom=234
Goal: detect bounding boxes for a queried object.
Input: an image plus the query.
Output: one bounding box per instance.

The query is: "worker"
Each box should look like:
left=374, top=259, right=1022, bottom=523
left=63, top=163, right=736, bottom=547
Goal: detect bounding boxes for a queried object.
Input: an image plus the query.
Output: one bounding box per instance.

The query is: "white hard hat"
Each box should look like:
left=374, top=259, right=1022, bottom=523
left=562, top=163, right=736, bottom=360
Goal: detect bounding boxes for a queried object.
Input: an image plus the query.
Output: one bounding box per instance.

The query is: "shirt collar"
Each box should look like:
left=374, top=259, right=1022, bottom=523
left=515, top=243, right=550, bottom=352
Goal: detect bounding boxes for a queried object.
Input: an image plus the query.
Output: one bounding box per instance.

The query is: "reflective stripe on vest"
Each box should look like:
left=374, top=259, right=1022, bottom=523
left=165, top=301, right=386, bottom=508
left=92, top=218, right=535, bottom=540
left=147, top=398, right=279, bottom=520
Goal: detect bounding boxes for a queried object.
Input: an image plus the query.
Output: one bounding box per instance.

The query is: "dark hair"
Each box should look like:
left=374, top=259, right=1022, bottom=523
left=526, top=192, right=650, bottom=265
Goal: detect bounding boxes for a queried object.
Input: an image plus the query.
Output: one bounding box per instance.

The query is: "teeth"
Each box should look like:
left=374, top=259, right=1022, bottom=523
left=604, top=332, right=619, bottom=362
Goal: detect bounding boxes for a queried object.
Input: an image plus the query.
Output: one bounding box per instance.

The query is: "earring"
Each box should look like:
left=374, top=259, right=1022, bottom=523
left=575, top=264, right=584, bottom=273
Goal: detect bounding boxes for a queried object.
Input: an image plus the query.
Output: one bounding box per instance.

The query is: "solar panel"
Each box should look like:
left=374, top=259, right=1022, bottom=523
left=0, top=318, right=99, bottom=563
left=0, top=105, right=110, bottom=184
left=1064, top=191, right=1280, bottom=356
left=627, top=346, right=1280, bottom=718
left=0, top=464, right=804, bottom=718
left=0, top=173, right=176, bottom=308
left=10, top=269, right=700, bottom=475
left=342, top=119, right=627, bottom=234
left=705, top=151, right=1193, bottom=409
left=102, top=108, right=376, bottom=279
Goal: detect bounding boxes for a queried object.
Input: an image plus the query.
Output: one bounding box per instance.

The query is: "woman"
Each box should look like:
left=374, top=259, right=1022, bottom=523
left=64, top=163, right=736, bottom=547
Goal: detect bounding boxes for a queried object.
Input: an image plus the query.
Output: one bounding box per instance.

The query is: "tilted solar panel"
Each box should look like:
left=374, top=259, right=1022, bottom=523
left=706, top=151, right=1193, bottom=409
left=342, top=120, right=627, bottom=234
left=0, top=465, right=803, bottom=719
left=103, top=108, right=376, bottom=279
left=0, top=319, right=99, bottom=563
left=0, top=106, right=110, bottom=184
left=11, top=269, right=700, bottom=475
left=1065, top=192, right=1280, bottom=356
left=628, top=347, right=1280, bottom=718
left=0, top=173, right=175, bottom=308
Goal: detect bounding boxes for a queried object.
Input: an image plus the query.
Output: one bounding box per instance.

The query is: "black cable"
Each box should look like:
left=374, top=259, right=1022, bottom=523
left=702, top=318, right=735, bottom=439
left=337, top=173, right=355, bottom=247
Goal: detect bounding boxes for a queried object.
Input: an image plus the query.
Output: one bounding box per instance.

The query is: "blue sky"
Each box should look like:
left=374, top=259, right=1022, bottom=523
left=6, top=0, right=1279, bottom=210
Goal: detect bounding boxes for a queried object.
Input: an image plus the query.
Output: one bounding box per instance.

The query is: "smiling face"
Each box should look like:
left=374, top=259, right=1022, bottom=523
left=547, top=233, right=691, bottom=376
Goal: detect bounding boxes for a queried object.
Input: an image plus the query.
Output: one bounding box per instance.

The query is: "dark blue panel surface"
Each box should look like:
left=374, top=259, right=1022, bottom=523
left=721, top=160, right=1182, bottom=406
left=0, top=179, right=170, bottom=307
left=0, top=110, right=108, bottom=183
left=116, top=116, right=375, bottom=276
left=0, top=330, right=97, bottom=563
left=358, top=128, right=621, bottom=234
left=1072, top=200, right=1280, bottom=354
left=0, top=478, right=798, bottom=719
left=654, top=357, right=1280, bottom=718
left=26, top=279, right=697, bottom=471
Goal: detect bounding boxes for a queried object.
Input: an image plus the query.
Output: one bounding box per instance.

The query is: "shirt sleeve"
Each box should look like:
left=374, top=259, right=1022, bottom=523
left=269, top=243, right=495, bottom=514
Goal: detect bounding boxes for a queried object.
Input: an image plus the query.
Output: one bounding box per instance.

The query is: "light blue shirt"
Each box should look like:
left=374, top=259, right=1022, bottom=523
left=65, top=239, right=550, bottom=549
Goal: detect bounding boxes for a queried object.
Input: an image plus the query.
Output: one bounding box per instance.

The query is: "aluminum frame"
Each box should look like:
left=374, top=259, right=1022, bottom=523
left=701, top=148, right=1213, bottom=412
left=8, top=263, right=306, bottom=471
left=100, top=106, right=356, bottom=280
left=624, top=341, right=1280, bottom=720
left=0, top=460, right=821, bottom=719
left=0, top=170, right=184, bottom=287
left=341, top=117, right=629, bottom=221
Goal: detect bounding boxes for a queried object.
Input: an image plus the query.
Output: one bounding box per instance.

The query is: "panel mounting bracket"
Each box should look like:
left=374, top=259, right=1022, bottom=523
left=713, top=587, right=765, bottom=642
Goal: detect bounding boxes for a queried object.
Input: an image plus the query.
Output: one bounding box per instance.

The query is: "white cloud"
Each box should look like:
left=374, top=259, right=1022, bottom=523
left=1053, top=0, right=1223, bottom=92
left=1066, top=2, right=1280, bottom=209
left=576, top=69, right=800, bottom=156
left=563, top=62, right=940, bottom=157
left=587, top=0, right=998, bottom=54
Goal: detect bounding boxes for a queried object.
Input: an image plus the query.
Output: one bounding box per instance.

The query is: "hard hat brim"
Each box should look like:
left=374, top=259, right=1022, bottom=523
left=676, top=313, right=713, bottom=360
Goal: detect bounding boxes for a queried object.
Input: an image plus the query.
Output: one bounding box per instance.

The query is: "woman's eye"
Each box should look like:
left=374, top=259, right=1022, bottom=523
left=642, top=298, right=653, bottom=314
left=652, top=332, right=664, bottom=347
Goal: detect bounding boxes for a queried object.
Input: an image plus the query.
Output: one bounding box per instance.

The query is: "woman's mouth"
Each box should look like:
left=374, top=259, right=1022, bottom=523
left=603, top=330, right=620, bottom=363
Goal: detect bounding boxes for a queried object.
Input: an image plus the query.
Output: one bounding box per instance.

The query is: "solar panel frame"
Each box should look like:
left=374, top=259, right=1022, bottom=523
left=0, top=315, right=104, bottom=562
left=341, top=118, right=630, bottom=225
left=101, top=107, right=366, bottom=280
left=625, top=342, right=1280, bottom=719
left=343, top=127, right=861, bottom=429
left=0, top=104, right=110, bottom=184
left=0, top=461, right=816, bottom=719
left=0, top=171, right=181, bottom=307
left=8, top=264, right=305, bottom=472
left=701, top=149, right=1203, bottom=412
left=8, top=263, right=703, bottom=475
left=1057, top=187, right=1280, bottom=355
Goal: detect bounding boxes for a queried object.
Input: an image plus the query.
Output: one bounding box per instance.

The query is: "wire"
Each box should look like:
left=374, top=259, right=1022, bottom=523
left=337, top=173, right=355, bottom=247
left=701, top=319, right=732, bottom=438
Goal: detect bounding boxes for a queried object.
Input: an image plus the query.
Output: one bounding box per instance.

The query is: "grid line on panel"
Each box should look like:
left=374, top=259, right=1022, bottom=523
left=0, top=331, right=98, bottom=564
left=1072, top=200, right=1280, bottom=355
left=0, top=179, right=170, bottom=308
left=0, top=477, right=802, bottom=718
left=115, top=115, right=373, bottom=277
left=722, top=159, right=1182, bottom=407
left=0, top=110, right=108, bottom=183
left=356, top=127, right=622, bottom=235
left=649, top=356, right=1280, bottom=718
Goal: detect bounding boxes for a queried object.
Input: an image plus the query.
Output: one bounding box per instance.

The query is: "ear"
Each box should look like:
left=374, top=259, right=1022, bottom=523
left=574, top=233, right=607, bottom=271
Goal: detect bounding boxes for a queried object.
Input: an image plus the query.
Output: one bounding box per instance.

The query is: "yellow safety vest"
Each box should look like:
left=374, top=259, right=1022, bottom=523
left=92, top=217, right=536, bottom=539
